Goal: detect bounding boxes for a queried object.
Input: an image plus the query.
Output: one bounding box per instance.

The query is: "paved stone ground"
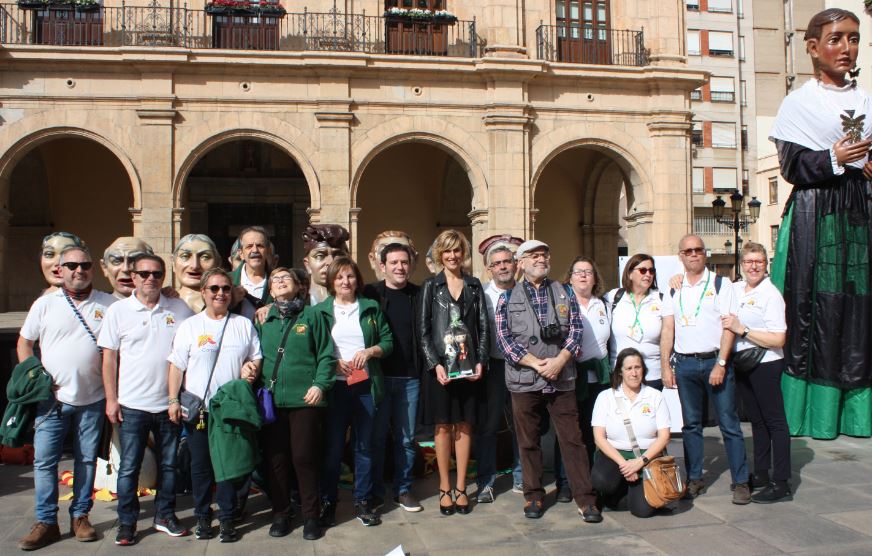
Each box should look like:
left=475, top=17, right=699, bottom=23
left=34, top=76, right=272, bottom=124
left=3, top=424, right=872, bottom=555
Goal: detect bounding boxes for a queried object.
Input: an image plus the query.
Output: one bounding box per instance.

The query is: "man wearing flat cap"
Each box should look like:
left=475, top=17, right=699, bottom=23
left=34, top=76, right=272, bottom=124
left=302, top=224, right=349, bottom=305
left=495, top=239, right=601, bottom=523
left=474, top=234, right=524, bottom=503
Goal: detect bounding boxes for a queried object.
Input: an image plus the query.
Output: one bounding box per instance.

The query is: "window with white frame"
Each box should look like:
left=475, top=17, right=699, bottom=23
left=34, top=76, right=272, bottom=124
left=708, top=31, right=733, bottom=56
left=712, top=122, right=737, bottom=148
left=708, top=0, right=731, bottom=12
left=687, top=29, right=700, bottom=55
left=692, top=121, right=703, bottom=146
left=713, top=168, right=737, bottom=190
left=692, top=167, right=704, bottom=193
left=711, top=76, right=735, bottom=102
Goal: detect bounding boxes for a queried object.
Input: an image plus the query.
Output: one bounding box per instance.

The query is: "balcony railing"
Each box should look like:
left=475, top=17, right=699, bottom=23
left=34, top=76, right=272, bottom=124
left=0, top=3, right=481, bottom=57
left=535, top=23, right=646, bottom=66
left=710, top=91, right=735, bottom=102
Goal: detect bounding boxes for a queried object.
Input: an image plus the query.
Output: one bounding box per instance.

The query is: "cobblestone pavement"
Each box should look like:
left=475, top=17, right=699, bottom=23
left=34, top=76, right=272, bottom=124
left=3, top=424, right=872, bottom=555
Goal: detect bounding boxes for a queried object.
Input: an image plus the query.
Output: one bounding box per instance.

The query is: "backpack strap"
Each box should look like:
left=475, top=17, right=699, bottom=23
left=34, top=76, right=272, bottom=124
left=611, top=288, right=625, bottom=313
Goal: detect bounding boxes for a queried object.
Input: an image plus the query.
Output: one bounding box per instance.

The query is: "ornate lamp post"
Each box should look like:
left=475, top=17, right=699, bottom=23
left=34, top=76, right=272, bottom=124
left=712, top=191, right=761, bottom=280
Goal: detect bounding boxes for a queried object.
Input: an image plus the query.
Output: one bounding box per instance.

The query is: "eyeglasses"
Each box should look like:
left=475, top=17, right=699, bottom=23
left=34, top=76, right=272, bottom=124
left=488, top=259, right=514, bottom=269
left=271, top=274, right=294, bottom=283
left=524, top=252, right=550, bottom=261
left=61, top=262, right=93, bottom=271
left=680, top=247, right=705, bottom=256
left=571, top=269, right=594, bottom=276
left=206, top=285, right=233, bottom=294
left=132, top=270, right=164, bottom=280
left=634, top=267, right=656, bottom=275
left=742, top=259, right=767, bottom=267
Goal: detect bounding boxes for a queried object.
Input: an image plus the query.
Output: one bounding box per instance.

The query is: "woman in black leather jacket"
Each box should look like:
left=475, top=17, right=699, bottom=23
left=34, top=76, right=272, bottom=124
left=418, top=229, right=489, bottom=516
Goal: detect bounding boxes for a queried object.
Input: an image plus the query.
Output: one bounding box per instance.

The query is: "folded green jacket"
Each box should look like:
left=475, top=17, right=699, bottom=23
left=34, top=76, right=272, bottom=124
left=208, top=379, right=262, bottom=483
left=0, top=356, right=54, bottom=448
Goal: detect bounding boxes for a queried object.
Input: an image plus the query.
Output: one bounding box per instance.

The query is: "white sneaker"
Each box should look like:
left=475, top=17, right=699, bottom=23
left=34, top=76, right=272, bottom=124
left=512, top=483, right=524, bottom=494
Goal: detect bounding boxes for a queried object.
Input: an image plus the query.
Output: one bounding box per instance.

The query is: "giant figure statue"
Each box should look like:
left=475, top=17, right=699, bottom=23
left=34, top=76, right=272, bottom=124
left=39, top=232, right=85, bottom=295
left=101, top=237, right=154, bottom=299
left=302, top=224, right=349, bottom=305
left=173, top=234, right=220, bottom=313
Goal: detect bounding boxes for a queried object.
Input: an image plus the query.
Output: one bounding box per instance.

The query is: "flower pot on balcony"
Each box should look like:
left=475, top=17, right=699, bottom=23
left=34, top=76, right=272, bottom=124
left=17, top=0, right=101, bottom=11
left=384, top=11, right=455, bottom=56
left=206, top=2, right=285, bottom=51
left=204, top=1, right=286, bottom=17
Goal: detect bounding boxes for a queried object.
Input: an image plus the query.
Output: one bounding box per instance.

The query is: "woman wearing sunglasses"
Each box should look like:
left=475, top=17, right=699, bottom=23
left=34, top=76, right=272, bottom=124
left=606, top=254, right=673, bottom=391
left=256, top=267, right=334, bottom=540
left=168, top=268, right=262, bottom=542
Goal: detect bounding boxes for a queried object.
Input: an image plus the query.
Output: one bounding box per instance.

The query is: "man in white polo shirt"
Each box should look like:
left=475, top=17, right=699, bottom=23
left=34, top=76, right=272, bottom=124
left=17, top=245, right=116, bottom=551
left=661, top=234, right=750, bottom=504
left=99, top=253, right=195, bottom=546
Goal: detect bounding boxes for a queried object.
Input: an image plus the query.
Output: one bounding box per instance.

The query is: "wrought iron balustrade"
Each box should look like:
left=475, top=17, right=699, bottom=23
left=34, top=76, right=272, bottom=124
left=535, top=23, right=646, bottom=66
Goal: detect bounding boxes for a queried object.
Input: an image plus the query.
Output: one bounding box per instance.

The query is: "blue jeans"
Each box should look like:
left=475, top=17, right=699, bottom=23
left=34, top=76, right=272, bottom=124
left=117, top=407, right=179, bottom=525
left=476, top=359, right=522, bottom=489
left=33, top=398, right=105, bottom=524
left=321, top=380, right=376, bottom=503
left=674, top=354, right=749, bottom=484
left=371, top=377, right=419, bottom=498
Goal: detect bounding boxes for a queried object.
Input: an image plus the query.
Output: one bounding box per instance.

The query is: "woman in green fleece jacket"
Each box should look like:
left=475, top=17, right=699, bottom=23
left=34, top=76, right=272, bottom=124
left=255, top=267, right=335, bottom=541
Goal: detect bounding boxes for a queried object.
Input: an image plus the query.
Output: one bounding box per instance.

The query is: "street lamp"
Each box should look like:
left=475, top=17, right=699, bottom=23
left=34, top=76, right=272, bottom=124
left=712, top=191, right=761, bottom=280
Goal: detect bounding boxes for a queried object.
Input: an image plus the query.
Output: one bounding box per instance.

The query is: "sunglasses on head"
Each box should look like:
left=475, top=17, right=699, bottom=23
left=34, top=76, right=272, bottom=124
left=61, top=262, right=93, bottom=271
left=206, top=285, right=233, bottom=294
left=634, top=267, right=656, bottom=275
left=133, top=270, right=164, bottom=280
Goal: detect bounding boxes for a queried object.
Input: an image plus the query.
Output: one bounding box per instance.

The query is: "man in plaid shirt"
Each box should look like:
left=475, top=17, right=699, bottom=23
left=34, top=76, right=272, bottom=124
left=495, top=239, right=602, bottom=523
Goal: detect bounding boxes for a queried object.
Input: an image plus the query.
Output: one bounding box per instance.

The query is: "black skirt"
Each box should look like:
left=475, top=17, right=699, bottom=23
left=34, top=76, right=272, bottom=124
left=420, top=368, right=483, bottom=426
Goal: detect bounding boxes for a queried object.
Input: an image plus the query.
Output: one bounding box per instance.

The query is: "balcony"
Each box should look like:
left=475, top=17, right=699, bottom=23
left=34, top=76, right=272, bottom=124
left=535, top=23, right=646, bottom=66
left=0, top=3, right=481, bottom=57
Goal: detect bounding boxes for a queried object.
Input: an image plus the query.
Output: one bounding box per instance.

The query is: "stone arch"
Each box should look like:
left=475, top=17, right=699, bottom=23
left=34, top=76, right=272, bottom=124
left=530, top=129, right=652, bottom=213
left=172, top=127, right=320, bottom=211
left=0, top=126, right=142, bottom=209
left=350, top=118, right=489, bottom=210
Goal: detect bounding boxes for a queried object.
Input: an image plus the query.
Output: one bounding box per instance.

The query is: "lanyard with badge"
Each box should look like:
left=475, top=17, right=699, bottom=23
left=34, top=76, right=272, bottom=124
left=627, top=292, right=644, bottom=343
left=678, top=272, right=710, bottom=327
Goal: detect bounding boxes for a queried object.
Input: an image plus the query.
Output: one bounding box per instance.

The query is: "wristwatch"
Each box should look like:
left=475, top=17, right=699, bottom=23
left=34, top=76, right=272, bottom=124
left=717, top=358, right=727, bottom=367
left=642, top=456, right=650, bottom=466
left=741, top=327, right=750, bottom=338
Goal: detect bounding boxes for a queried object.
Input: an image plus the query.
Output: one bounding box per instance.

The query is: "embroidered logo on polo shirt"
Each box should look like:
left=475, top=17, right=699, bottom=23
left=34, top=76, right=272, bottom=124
left=745, top=299, right=757, bottom=306
left=165, top=315, right=175, bottom=326
left=294, top=324, right=308, bottom=335
left=705, top=290, right=715, bottom=298
left=598, top=309, right=606, bottom=317
left=640, top=403, right=652, bottom=415
left=650, top=305, right=660, bottom=312
left=94, top=309, right=104, bottom=320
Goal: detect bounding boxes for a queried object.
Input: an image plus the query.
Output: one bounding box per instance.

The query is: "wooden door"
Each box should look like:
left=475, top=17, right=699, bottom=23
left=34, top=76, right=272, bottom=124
left=556, top=0, right=609, bottom=64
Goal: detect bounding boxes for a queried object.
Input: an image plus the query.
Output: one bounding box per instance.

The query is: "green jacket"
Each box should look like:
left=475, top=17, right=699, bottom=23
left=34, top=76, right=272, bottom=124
left=255, top=306, right=336, bottom=408
left=208, top=379, right=262, bottom=483
left=0, top=357, right=54, bottom=448
left=314, top=296, right=394, bottom=405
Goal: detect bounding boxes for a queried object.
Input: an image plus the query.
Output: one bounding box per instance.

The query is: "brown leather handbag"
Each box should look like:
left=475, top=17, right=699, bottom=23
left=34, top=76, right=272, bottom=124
left=614, top=392, right=686, bottom=508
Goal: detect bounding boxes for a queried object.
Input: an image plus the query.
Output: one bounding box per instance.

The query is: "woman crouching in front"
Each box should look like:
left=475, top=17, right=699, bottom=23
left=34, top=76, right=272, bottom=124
left=590, top=347, right=671, bottom=518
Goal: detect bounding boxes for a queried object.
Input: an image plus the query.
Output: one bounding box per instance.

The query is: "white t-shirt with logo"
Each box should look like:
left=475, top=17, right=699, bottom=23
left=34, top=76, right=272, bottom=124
left=578, top=295, right=611, bottom=382
left=732, top=278, right=786, bottom=363
left=98, top=293, right=194, bottom=413
left=607, top=289, right=673, bottom=381
left=167, top=312, right=262, bottom=405
left=591, top=384, right=671, bottom=451
left=667, top=270, right=737, bottom=355
left=20, top=289, right=117, bottom=406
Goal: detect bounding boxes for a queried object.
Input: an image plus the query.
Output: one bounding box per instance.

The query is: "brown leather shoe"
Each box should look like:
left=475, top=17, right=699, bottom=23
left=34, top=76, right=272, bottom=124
left=18, top=522, right=61, bottom=551
left=70, top=515, right=98, bottom=542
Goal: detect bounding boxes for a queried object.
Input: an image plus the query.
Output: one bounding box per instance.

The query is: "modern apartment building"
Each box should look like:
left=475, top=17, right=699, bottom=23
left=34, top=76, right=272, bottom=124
left=0, top=0, right=705, bottom=311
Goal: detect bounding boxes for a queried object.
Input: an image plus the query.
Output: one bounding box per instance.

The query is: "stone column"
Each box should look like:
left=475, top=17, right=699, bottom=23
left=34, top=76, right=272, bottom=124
left=0, top=205, right=12, bottom=312
left=645, top=112, right=693, bottom=255
left=482, top=0, right=526, bottom=58
left=313, top=94, right=354, bottom=235
left=483, top=101, right=531, bottom=250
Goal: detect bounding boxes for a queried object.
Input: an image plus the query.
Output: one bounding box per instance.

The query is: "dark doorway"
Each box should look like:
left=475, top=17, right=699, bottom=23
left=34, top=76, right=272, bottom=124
left=207, top=203, right=295, bottom=269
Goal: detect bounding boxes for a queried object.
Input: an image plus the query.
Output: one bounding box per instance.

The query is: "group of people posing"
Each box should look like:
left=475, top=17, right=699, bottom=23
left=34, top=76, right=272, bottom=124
left=12, top=221, right=791, bottom=552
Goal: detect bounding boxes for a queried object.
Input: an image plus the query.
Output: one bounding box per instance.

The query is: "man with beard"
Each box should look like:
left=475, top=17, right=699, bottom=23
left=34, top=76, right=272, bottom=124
left=230, top=226, right=274, bottom=319
left=364, top=241, right=422, bottom=513
left=495, top=240, right=601, bottom=523
left=302, top=224, right=349, bottom=305
left=101, top=237, right=154, bottom=299
left=475, top=234, right=524, bottom=503
left=17, top=245, right=117, bottom=550
left=172, top=234, right=221, bottom=313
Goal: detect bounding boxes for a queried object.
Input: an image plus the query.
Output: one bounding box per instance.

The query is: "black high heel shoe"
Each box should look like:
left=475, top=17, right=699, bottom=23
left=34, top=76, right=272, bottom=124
left=439, top=489, right=456, bottom=516
left=454, top=487, right=471, bottom=514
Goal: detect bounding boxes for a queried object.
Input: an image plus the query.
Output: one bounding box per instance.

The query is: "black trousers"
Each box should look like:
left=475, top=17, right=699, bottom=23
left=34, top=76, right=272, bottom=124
left=262, top=407, right=325, bottom=519
left=736, top=359, right=791, bottom=481
left=590, top=454, right=655, bottom=518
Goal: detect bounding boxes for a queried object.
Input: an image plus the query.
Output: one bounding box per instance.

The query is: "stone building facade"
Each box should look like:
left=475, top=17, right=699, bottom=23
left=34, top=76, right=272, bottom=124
left=0, top=0, right=704, bottom=310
